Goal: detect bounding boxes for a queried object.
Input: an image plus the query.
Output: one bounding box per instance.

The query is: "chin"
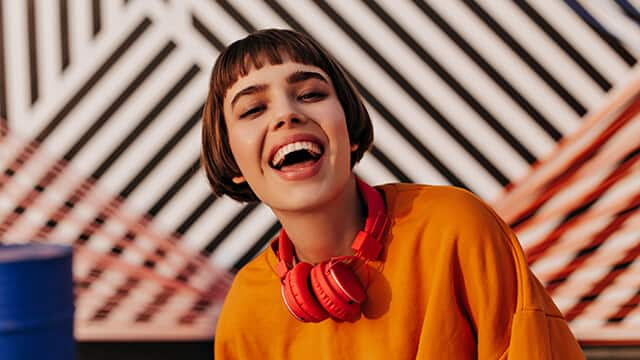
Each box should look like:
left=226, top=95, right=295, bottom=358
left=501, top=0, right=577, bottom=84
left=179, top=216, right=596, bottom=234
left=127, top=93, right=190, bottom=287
left=268, top=187, right=331, bottom=212
left=263, top=177, right=346, bottom=213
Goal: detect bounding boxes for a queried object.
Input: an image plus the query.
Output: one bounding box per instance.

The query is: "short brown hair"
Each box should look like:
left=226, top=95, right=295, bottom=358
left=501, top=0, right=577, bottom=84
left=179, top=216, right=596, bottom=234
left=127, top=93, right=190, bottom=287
left=201, top=29, right=373, bottom=202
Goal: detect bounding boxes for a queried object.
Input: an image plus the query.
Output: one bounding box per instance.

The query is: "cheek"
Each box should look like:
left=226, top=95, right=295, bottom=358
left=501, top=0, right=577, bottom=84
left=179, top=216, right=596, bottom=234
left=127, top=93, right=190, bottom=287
left=323, top=105, right=350, bottom=147
left=229, top=127, right=254, bottom=157
left=228, top=127, right=252, bottom=148
left=227, top=124, right=264, bottom=174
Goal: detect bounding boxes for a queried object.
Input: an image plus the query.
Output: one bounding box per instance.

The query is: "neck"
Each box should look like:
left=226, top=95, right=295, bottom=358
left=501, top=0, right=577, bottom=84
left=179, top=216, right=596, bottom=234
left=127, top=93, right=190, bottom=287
left=273, top=176, right=365, bottom=265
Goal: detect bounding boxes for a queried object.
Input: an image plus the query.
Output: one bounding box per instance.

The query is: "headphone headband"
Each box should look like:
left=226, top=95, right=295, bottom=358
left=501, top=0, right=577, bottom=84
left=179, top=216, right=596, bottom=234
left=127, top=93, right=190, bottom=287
left=352, top=177, right=389, bottom=260
left=273, top=177, right=389, bottom=278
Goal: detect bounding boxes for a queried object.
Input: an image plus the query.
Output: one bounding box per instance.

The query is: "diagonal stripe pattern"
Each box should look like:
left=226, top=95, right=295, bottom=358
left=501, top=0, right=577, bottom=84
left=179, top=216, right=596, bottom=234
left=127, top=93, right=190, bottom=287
left=0, top=0, right=638, bottom=343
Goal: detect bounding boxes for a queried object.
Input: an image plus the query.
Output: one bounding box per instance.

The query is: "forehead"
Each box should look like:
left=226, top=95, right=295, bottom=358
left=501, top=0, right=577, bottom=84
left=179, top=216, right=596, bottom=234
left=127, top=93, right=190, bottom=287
left=224, top=61, right=332, bottom=103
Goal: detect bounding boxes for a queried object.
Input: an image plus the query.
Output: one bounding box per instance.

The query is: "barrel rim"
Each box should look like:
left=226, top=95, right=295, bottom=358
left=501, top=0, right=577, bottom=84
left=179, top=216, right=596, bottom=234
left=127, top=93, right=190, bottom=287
left=0, top=244, right=72, bottom=264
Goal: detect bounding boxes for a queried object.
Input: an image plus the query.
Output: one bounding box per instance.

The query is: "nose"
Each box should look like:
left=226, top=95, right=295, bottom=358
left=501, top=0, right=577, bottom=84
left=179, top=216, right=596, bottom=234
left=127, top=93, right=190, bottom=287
left=272, top=114, right=304, bottom=131
left=270, top=98, right=306, bottom=131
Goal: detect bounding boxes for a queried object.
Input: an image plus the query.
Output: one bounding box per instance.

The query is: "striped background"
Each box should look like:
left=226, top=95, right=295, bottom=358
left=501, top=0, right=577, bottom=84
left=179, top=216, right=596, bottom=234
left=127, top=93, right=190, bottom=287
left=0, top=0, right=639, bottom=344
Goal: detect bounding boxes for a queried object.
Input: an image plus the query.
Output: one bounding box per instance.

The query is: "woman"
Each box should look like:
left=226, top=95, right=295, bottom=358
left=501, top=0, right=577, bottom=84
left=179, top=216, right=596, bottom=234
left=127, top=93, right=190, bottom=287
left=201, top=29, right=584, bottom=359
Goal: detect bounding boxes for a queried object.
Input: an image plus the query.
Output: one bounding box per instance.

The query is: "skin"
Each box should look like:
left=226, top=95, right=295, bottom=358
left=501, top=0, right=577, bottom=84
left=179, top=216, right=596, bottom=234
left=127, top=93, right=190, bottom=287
left=222, top=60, right=365, bottom=264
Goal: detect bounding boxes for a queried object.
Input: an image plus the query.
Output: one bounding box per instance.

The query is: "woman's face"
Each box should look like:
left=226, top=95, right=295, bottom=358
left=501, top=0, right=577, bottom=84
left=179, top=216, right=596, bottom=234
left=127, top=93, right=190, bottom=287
left=222, top=60, right=354, bottom=213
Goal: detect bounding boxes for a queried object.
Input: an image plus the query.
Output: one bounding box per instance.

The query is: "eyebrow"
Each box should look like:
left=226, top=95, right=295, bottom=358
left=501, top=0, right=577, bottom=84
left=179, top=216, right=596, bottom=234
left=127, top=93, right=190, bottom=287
left=230, top=84, right=268, bottom=109
left=230, top=71, right=328, bottom=109
left=286, top=70, right=328, bottom=85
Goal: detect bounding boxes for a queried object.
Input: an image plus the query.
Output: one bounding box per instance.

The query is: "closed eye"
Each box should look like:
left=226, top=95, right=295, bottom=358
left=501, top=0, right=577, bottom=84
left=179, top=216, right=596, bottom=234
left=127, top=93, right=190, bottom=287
left=239, top=105, right=265, bottom=119
left=298, top=92, right=327, bottom=102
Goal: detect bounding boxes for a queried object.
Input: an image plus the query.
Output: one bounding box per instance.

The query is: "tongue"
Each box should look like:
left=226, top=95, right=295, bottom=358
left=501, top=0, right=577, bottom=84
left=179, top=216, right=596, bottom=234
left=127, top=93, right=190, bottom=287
left=279, top=159, right=317, bottom=172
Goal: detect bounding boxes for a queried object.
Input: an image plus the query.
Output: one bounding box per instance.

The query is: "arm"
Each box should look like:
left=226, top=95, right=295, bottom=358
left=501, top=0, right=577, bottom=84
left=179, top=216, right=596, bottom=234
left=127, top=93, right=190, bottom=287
left=420, top=188, right=584, bottom=359
left=463, top=192, right=583, bottom=359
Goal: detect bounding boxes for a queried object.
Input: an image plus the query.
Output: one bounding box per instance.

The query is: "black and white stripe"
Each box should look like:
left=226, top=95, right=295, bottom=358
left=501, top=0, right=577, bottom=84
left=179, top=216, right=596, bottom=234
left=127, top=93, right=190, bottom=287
left=0, top=0, right=638, bottom=339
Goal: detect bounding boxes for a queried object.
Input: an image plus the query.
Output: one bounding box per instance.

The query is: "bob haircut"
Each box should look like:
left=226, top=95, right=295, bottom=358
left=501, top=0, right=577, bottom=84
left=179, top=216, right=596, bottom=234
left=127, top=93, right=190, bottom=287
left=201, top=29, right=373, bottom=203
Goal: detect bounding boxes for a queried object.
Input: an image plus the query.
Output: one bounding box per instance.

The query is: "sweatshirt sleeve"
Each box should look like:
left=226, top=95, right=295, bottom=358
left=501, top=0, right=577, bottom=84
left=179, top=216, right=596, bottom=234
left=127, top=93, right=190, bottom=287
left=214, top=286, right=239, bottom=360
left=446, top=189, right=585, bottom=359
left=497, top=221, right=586, bottom=360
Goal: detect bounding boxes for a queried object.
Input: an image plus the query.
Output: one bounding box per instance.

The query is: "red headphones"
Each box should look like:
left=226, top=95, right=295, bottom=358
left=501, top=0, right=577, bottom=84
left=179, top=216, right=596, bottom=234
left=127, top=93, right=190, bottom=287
left=272, top=178, right=389, bottom=322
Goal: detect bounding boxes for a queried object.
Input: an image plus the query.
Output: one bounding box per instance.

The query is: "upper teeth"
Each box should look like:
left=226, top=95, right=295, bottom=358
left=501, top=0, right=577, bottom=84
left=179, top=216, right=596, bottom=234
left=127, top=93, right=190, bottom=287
left=271, top=141, right=322, bottom=167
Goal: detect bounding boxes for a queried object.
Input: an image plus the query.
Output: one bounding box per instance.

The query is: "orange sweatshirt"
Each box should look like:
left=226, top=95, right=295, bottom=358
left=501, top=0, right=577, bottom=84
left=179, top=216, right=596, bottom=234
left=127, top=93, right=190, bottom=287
left=214, top=184, right=584, bottom=359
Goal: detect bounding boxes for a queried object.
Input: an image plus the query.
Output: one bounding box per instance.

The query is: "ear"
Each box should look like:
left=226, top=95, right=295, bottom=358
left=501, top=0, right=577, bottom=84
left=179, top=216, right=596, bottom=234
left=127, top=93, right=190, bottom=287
left=232, top=175, right=246, bottom=184
left=350, top=143, right=359, bottom=152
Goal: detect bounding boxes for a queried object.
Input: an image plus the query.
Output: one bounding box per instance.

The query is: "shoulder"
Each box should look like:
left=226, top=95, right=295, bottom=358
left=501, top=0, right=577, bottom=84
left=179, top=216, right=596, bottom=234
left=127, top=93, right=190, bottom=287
left=217, top=250, right=276, bottom=327
left=378, top=183, right=518, bottom=266
left=221, top=249, right=276, bottom=308
left=215, top=245, right=286, bottom=356
left=378, top=183, right=499, bottom=230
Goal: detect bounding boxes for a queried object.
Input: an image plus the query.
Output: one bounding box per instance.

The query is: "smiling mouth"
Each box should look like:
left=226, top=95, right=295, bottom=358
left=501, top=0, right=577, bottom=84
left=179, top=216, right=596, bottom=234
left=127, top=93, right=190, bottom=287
left=270, top=141, right=324, bottom=171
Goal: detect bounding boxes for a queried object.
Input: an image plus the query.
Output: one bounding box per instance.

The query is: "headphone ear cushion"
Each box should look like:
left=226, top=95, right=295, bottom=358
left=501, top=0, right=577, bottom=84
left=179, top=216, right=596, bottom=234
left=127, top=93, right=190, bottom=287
left=310, top=262, right=361, bottom=321
left=326, top=262, right=366, bottom=304
left=282, top=262, right=329, bottom=322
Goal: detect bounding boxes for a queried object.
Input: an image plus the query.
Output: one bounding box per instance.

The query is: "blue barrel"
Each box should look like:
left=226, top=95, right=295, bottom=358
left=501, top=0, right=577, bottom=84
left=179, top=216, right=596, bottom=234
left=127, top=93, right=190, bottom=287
left=0, top=244, right=75, bottom=360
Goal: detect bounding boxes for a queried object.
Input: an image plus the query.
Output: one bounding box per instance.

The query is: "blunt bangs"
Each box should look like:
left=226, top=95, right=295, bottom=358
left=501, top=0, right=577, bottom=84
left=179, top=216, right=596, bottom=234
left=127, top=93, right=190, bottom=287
left=211, top=31, right=331, bottom=105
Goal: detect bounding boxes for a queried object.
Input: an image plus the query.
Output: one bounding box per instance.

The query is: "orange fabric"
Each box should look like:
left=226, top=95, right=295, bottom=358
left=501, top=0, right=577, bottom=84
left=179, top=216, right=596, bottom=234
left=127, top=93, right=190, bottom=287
left=214, top=184, right=584, bottom=359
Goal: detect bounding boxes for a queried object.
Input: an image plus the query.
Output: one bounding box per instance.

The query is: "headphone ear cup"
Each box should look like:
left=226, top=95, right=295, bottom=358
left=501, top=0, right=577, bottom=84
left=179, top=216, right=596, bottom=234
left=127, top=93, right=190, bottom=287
left=310, top=262, right=361, bottom=321
left=326, top=261, right=366, bottom=304
left=282, top=262, right=329, bottom=322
